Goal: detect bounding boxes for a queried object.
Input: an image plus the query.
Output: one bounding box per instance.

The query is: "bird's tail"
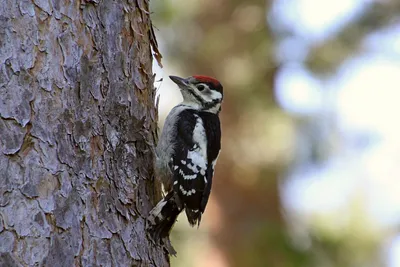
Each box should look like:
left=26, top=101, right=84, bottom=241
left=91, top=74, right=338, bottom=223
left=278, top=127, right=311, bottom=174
left=185, top=208, right=202, bottom=227
left=147, top=192, right=183, bottom=241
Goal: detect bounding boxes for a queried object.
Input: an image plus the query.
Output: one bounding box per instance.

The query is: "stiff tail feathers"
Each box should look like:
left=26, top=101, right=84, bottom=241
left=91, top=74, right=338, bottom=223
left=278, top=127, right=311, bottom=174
left=185, top=207, right=202, bottom=227
left=147, top=192, right=182, bottom=241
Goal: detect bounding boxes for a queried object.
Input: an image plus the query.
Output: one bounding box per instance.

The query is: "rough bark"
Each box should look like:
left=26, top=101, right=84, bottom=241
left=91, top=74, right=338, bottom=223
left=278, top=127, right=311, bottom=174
left=0, top=1, right=166, bottom=266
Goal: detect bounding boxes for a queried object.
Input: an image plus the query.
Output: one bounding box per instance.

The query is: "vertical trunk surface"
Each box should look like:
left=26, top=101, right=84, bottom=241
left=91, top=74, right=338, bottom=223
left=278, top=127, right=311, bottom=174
left=0, top=1, right=166, bottom=266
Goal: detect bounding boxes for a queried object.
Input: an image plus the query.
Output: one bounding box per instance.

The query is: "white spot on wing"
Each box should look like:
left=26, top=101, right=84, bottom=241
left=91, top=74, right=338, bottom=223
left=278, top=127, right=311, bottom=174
left=184, top=174, right=197, bottom=180
left=179, top=186, right=196, bottom=196
left=187, top=163, right=199, bottom=173
left=187, top=151, right=207, bottom=170
left=177, top=163, right=203, bottom=180
left=180, top=185, right=187, bottom=195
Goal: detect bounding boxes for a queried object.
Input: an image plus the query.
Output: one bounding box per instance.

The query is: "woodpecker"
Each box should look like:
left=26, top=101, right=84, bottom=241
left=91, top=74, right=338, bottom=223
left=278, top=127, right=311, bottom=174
left=148, top=75, right=223, bottom=245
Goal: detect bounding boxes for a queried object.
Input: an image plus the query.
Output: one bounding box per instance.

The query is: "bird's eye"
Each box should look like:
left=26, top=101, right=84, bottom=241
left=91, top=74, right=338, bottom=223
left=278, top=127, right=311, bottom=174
left=197, top=84, right=205, bottom=91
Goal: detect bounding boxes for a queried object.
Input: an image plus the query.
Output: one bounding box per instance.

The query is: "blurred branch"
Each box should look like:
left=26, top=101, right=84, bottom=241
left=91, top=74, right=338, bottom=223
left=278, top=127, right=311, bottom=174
left=306, top=0, right=400, bottom=74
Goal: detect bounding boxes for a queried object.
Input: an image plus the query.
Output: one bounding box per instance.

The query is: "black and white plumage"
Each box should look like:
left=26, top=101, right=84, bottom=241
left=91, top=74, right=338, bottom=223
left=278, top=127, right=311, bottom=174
left=148, top=75, right=223, bottom=244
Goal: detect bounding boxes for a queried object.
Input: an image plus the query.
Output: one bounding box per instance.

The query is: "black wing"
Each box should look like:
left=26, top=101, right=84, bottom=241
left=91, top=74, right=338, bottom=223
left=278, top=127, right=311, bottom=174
left=198, top=112, right=221, bottom=213
left=170, top=109, right=221, bottom=226
left=171, top=109, right=207, bottom=226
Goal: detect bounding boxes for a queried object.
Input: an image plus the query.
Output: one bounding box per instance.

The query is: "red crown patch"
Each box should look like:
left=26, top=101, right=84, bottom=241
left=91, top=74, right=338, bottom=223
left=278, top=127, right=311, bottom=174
left=193, top=75, right=221, bottom=88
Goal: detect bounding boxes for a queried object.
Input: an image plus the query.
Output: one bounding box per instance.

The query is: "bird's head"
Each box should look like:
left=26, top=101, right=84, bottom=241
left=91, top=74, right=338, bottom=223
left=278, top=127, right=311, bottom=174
left=169, top=75, right=223, bottom=113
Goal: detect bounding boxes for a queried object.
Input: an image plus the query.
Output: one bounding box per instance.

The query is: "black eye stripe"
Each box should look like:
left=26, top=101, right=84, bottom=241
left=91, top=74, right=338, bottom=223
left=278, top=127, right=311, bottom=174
left=187, top=85, right=222, bottom=109
left=193, top=81, right=223, bottom=95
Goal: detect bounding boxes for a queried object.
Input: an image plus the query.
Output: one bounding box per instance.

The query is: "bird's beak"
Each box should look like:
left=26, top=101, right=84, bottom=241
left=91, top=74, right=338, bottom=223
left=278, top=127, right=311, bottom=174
left=169, top=75, right=188, bottom=87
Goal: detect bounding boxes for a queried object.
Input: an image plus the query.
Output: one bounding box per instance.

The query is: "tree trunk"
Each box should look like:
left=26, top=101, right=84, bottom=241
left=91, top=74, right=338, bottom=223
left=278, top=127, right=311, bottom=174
left=0, top=1, right=166, bottom=266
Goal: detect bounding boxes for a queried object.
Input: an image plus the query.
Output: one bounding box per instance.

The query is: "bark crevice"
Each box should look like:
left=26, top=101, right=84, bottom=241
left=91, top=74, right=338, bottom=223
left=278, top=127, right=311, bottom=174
left=0, top=0, right=166, bottom=265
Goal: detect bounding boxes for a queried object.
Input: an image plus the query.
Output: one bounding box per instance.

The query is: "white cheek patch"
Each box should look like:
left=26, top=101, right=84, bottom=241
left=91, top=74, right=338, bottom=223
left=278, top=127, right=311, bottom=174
left=210, top=90, right=222, bottom=101
left=192, top=84, right=222, bottom=103
left=201, top=89, right=222, bottom=103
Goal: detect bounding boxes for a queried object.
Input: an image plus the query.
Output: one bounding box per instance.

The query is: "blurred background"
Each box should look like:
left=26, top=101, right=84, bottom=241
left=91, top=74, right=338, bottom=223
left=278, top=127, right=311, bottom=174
left=150, top=0, right=400, bottom=266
